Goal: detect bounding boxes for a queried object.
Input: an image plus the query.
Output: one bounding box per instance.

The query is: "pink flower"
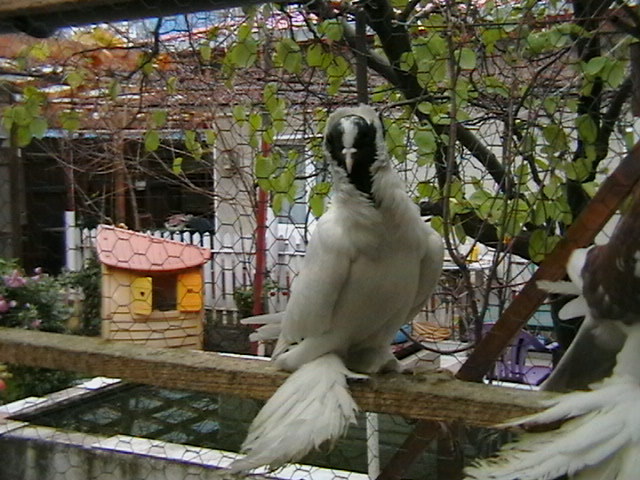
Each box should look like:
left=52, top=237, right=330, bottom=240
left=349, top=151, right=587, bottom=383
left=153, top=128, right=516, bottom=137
left=0, top=298, right=9, bottom=313
left=30, top=267, right=44, bottom=281
left=4, top=270, right=27, bottom=288
left=30, top=320, right=42, bottom=329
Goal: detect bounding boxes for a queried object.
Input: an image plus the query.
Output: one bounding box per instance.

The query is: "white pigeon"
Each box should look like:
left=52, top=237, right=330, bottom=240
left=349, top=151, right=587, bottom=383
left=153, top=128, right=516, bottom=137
left=465, top=199, right=640, bottom=480
left=228, top=105, right=444, bottom=473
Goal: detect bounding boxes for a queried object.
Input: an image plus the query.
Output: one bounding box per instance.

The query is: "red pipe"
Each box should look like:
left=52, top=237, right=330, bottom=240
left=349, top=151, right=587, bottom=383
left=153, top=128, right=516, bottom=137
left=250, top=141, right=270, bottom=354
left=252, top=186, right=269, bottom=317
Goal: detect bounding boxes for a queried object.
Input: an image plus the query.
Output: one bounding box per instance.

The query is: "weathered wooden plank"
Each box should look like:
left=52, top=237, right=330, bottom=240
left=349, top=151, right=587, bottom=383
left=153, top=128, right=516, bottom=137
left=0, top=0, right=273, bottom=36
left=0, top=327, right=554, bottom=427
left=0, top=0, right=128, bottom=16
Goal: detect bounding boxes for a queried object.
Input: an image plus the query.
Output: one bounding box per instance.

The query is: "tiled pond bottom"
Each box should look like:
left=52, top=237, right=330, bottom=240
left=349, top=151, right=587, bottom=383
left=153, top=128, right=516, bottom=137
left=0, top=376, right=510, bottom=480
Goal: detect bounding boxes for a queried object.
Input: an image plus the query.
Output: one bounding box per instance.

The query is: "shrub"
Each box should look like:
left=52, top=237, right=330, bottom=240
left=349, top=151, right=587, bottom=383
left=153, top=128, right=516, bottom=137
left=0, top=259, right=79, bottom=404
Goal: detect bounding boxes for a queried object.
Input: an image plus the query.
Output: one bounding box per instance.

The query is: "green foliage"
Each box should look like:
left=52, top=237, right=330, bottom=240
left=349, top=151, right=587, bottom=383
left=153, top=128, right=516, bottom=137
left=59, top=110, right=82, bottom=131
left=317, top=19, right=344, bottom=41
left=60, top=255, right=102, bottom=337
left=528, top=229, right=561, bottom=263
left=274, top=38, right=302, bottom=74
left=0, top=259, right=87, bottom=404
left=309, top=182, right=331, bottom=218
left=65, top=68, right=87, bottom=90
left=0, top=259, right=71, bottom=332
left=144, top=129, right=160, bottom=152
left=2, top=86, right=48, bottom=148
left=225, top=23, right=258, bottom=69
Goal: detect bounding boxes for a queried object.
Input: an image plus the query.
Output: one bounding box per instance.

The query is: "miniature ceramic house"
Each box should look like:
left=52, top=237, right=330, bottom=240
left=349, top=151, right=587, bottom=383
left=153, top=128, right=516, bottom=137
left=96, top=225, right=211, bottom=349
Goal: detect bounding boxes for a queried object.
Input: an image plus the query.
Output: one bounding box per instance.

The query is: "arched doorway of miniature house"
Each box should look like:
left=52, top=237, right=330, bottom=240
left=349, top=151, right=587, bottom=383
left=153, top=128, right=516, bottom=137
left=95, top=225, right=211, bottom=349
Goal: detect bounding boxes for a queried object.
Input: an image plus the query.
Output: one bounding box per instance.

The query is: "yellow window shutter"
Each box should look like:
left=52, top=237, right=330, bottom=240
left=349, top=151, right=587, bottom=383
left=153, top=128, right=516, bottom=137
left=178, top=271, right=203, bottom=312
left=131, top=276, right=153, bottom=316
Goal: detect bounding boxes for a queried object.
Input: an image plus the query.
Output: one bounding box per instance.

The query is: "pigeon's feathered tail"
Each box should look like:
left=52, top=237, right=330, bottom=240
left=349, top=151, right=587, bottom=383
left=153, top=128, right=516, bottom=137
left=228, top=353, right=360, bottom=473
left=464, top=375, right=640, bottom=480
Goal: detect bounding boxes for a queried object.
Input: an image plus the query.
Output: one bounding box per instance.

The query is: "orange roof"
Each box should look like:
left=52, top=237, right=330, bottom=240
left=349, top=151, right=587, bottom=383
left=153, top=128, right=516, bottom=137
left=96, top=225, right=211, bottom=272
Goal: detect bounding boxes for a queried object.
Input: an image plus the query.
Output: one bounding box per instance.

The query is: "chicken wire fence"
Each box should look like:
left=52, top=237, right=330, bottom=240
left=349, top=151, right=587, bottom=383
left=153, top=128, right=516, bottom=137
left=0, top=0, right=638, bottom=478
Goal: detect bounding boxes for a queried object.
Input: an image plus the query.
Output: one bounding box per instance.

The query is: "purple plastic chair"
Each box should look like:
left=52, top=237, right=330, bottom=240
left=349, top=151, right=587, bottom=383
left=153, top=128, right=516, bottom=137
left=483, top=323, right=557, bottom=386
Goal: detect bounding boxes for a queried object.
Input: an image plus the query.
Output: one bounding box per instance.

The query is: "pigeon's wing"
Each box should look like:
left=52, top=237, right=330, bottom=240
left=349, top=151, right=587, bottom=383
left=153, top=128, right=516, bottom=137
left=542, top=316, right=623, bottom=392
left=406, top=226, right=444, bottom=321
left=280, top=213, right=354, bottom=342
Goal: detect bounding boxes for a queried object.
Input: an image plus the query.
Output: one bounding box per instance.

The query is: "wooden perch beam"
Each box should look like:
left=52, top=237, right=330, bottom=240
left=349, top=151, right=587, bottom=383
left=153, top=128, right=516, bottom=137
left=0, top=327, right=554, bottom=427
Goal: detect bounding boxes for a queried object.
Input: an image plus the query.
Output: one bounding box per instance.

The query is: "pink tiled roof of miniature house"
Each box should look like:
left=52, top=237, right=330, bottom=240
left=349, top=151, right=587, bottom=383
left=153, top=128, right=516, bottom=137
left=95, top=225, right=211, bottom=272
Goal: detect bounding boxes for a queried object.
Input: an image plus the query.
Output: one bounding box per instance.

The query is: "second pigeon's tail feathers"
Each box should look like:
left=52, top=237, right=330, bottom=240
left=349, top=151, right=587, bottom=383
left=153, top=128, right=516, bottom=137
left=464, top=376, right=640, bottom=480
left=228, top=353, right=359, bottom=473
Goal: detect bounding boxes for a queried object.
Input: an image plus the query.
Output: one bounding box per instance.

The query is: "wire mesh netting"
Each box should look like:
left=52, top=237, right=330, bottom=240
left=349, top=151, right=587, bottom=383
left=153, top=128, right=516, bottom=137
left=1, top=0, right=639, bottom=478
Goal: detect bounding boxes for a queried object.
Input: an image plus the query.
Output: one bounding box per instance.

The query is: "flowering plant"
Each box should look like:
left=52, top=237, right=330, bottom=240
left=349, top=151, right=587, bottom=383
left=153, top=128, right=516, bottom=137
left=0, top=259, right=79, bottom=404
left=0, top=259, right=71, bottom=332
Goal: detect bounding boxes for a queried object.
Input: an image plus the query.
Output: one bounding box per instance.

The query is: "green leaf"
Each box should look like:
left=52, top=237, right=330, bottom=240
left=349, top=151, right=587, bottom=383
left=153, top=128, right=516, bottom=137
left=172, top=157, right=183, bottom=175
left=12, top=106, right=31, bottom=126
left=454, top=220, right=467, bottom=244
left=584, top=56, right=607, bottom=76
left=528, top=229, right=559, bottom=263
left=29, top=42, right=50, bottom=61
left=2, top=107, right=14, bottom=131
left=542, top=124, right=568, bottom=151
left=417, top=182, right=440, bottom=201
left=203, top=129, right=217, bottom=146
left=248, top=112, right=262, bottom=133
left=144, top=130, right=160, bottom=152
left=151, top=110, right=168, bottom=129
left=166, top=76, right=178, bottom=94
left=275, top=38, right=302, bottom=74
left=200, top=44, right=212, bottom=63
left=309, top=181, right=331, bottom=218
left=309, top=193, right=325, bottom=218
left=458, top=47, right=476, bottom=69
left=232, top=105, right=247, bottom=124
left=414, top=34, right=446, bottom=60
left=108, top=79, right=121, bottom=100
left=502, top=198, right=529, bottom=237
left=399, top=51, right=415, bottom=71
left=430, top=216, right=444, bottom=236
left=326, top=55, right=350, bottom=95
left=414, top=128, right=437, bottom=155
left=469, top=188, right=496, bottom=220
left=307, top=43, right=329, bottom=68
left=237, top=23, right=253, bottom=42
left=575, top=114, right=598, bottom=144
left=29, top=117, right=48, bottom=139
left=255, top=154, right=275, bottom=180
left=603, top=59, right=626, bottom=88
left=228, top=33, right=257, bottom=68
left=318, top=19, right=343, bottom=41
left=184, top=130, right=202, bottom=159
left=65, top=70, right=85, bottom=90
left=481, top=27, right=507, bottom=54
left=386, top=121, right=406, bottom=161
left=564, top=156, right=592, bottom=181
left=60, top=110, right=81, bottom=131
left=14, top=125, right=33, bottom=147
left=263, top=83, right=279, bottom=111
left=484, top=76, right=509, bottom=97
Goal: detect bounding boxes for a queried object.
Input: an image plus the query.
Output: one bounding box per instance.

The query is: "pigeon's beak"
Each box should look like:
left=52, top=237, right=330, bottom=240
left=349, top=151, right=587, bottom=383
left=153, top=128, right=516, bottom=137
left=342, top=147, right=357, bottom=174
